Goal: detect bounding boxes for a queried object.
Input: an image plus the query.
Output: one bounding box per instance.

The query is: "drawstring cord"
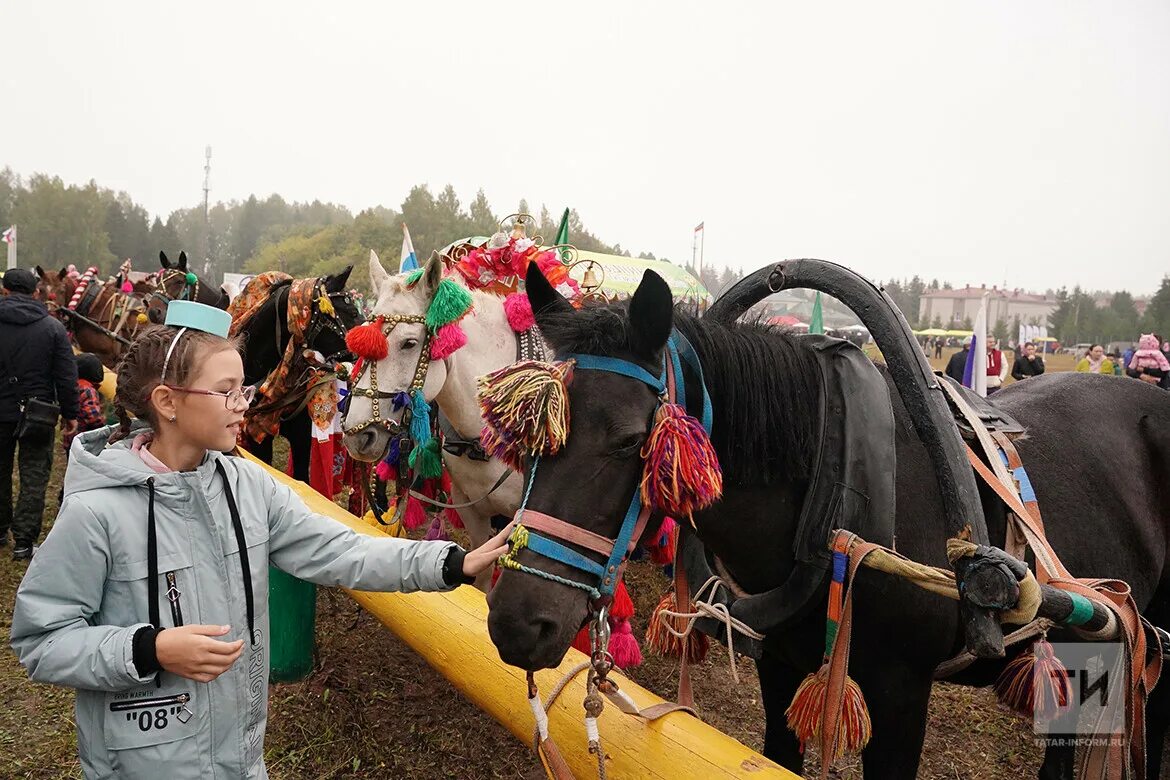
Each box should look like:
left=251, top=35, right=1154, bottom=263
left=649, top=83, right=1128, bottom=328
left=216, top=461, right=257, bottom=647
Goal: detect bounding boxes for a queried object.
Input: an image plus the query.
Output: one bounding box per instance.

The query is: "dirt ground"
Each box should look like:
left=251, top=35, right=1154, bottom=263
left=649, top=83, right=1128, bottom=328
left=0, top=348, right=1075, bottom=778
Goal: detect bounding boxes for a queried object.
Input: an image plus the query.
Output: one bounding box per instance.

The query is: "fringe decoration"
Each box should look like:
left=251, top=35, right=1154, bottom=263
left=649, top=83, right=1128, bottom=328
left=121, top=280, right=134, bottom=293
left=785, top=667, right=872, bottom=761
left=571, top=626, right=592, bottom=655
left=408, top=438, right=443, bottom=479
left=375, top=459, right=395, bottom=482
left=503, top=293, right=535, bottom=333
left=645, top=590, right=710, bottom=663
left=410, top=390, right=431, bottom=446
left=477, top=360, right=572, bottom=466
left=994, top=637, right=1071, bottom=721
left=646, top=517, right=679, bottom=566
left=444, top=508, right=465, bottom=530
left=611, top=580, right=634, bottom=620
left=641, top=403, right=723, bottom=520
left=430, top=322, right=467, bottom=360
left=346, top=318, right=388, bottom=361
left=426, top=279, right=473, bottom=329
left=784, top=545, right=871, bottom=759
left=608, top=617, right=643, bottom=669
left=403, top=496, right=427, bottom=531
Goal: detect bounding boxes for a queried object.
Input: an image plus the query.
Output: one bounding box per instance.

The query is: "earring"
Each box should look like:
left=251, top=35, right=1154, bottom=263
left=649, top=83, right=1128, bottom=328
left=169, top=415, right=177, bottom=422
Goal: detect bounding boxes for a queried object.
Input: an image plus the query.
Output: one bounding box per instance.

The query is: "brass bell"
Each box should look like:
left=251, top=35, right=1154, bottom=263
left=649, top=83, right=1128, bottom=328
left=582, top=265, right=600, bottom=291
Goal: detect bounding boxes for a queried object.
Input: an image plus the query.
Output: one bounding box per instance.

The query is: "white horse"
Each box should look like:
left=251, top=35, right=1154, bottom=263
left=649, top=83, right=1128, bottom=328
left=341, top=250, right=545, bottom=586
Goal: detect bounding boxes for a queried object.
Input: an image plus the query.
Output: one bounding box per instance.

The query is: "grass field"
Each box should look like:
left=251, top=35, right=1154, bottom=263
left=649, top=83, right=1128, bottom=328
left=0, top=349, right=1084, bottom=779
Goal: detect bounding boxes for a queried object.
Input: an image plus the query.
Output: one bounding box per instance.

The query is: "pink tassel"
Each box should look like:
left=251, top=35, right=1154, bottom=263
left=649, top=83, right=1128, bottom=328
left=403, top=496, right=427, bottom=530
left=444, top=508, right=464, bottom=529
left=647, top=517, right=678, bottom=566
left=375, top=460, right=394, bottom=482
left=504, top=293, right=535, bottom=332
left=611, top=579, right=635, bottom=620
left=121, top=280, right=134, bottom=293
left=430, top=322, right=467, bottom=359
left=608, top=618, right=643, bottom=669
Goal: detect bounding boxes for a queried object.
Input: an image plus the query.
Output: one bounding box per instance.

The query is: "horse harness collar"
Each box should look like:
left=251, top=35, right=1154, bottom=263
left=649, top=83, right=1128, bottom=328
left=500, top=330, right=713, bottom=607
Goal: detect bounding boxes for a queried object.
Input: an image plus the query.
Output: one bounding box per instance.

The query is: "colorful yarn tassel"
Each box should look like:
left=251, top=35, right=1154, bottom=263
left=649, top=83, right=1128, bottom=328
left=409, top=438, right=443, bottom=479
left=645, top=590, right=709, bottom=663
left=430, top=322, right=467, bottom=359
left=477, top=360, right=572, bottom=466
left=426, top=279, right=473, bottom=329
left=995, top=637, right=1071, bottom=721
left=346, top=317, right=388, bottom=361
left=403, top=495, right=427, bottom=531
left=121, top=280, right=134, bottom=293
left=608, top=618, right=643, bottom=669
left=374, top=459, right=395, bottom=483
left=646, top=517, right=679, bottom=567
left=410, top=390, right=431, bottom=446
left=785, top=546, right=871, bottom=759
left=503, top=293, right=535, bottom=333
left=641, top=403, right=722, bottom=520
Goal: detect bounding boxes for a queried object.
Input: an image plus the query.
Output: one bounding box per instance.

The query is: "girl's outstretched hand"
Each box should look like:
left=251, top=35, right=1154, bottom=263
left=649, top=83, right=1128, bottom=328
left=461, top=520, right=517, bottom=577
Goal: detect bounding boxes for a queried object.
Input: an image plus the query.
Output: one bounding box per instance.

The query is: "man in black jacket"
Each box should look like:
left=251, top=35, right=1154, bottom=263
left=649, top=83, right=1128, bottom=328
left=1011, top=342, right=1046, bottom=381
left=0, top=268, right=78, bottom=559
left=944, top=337, right=971, bottom=383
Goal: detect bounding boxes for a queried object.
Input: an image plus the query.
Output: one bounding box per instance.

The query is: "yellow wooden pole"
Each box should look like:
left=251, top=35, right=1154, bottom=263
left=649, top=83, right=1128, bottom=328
left=240, top=450, right=793, bottom=779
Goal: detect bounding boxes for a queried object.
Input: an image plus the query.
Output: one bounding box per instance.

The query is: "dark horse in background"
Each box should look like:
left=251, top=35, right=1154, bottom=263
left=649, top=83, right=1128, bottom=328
left=235, top=266, right=362, bottom=484
left=146, top=250, right=230, bottom=324
left=487, top=265, right=1170, bottom=779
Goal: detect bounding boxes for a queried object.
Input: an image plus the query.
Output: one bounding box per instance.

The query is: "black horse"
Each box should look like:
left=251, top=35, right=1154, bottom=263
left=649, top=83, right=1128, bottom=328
left=238, top=266, right=361, bottom=484
left=146, top=250, right=230, bottom=324
left=487, top=265, right=1170, bottom=779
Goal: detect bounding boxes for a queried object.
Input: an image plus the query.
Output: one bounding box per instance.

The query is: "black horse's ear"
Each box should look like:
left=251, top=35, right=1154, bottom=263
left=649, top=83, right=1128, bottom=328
left=35, top=265, right=46, bottom=279
left=325, top=265, right=353, bottom=293
left=526, top=261, right=572, bottom=326
left=159, top=251, right=171, bottom=269
left=177, top=251, right=188, bottom=271
left=628, top=270, right=673, bottom=360
left=58, top=266, right=69, bottom=279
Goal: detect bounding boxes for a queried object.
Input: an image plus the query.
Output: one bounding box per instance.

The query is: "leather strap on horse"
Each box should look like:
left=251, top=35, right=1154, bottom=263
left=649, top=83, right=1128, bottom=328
left=967, top=445, right=1161, bottom=780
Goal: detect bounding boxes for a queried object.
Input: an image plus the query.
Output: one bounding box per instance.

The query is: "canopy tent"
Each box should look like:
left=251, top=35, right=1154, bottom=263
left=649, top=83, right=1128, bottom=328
left=914, top=327, right=949, bottom=336
left=944, top=329, right=973, bottom=337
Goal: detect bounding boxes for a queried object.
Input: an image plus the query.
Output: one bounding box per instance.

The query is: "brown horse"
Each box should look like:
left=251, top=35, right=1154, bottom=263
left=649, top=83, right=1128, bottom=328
left=144, top=251, right=230, bottom=325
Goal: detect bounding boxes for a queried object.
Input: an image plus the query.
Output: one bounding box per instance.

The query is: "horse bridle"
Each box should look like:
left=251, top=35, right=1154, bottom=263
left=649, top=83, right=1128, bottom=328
left=340, top=313, right=432, bottom=438
left=303, top=280, right=360, bottom=352
left=499, top=331, right=713, bottom=609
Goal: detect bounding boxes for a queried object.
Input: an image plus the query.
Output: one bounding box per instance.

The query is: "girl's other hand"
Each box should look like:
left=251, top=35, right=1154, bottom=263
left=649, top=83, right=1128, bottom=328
left=461, top=520, right=517, bottom=577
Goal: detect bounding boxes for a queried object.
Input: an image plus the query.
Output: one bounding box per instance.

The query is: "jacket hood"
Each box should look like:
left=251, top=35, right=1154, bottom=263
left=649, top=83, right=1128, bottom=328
left=65, top=423, right=228, bottom=499
left=0, top=294, right=49, bottom=325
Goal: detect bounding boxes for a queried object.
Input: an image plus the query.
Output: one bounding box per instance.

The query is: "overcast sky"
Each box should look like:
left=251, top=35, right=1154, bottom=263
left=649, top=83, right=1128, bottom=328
left=3, top=1, right=1168, bottom=294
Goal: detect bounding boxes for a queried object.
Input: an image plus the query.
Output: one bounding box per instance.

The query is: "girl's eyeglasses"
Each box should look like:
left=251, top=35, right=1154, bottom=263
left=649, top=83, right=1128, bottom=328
left=163, top=384, right=256, bottom=410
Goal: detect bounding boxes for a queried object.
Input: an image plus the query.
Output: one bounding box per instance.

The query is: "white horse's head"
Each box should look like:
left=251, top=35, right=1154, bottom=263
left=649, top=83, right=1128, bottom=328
left=340, top=250, right=452, bottom=461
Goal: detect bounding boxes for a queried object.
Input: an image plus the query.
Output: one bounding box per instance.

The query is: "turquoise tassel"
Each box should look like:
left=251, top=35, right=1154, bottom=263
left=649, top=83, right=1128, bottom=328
left=410, top=389, right=431, bottom=445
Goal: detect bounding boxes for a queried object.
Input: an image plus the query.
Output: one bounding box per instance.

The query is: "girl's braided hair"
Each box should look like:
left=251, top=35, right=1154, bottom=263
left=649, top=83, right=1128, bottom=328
left=108, top=325, right=241, bottom=444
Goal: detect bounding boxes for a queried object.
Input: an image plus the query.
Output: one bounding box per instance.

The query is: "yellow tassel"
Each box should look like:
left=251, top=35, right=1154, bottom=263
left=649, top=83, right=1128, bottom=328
left=317, top=294, right=335, bottom=317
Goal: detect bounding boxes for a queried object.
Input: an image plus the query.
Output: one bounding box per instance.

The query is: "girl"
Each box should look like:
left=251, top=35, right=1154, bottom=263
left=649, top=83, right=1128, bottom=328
left=11, top=301, right=511, bottom=779
left=1076, top=343, right=1115, bottom=375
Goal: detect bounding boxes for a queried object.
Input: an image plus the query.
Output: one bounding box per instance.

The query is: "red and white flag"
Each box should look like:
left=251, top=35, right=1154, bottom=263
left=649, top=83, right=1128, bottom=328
left=1, top=226, right=14, bottom=244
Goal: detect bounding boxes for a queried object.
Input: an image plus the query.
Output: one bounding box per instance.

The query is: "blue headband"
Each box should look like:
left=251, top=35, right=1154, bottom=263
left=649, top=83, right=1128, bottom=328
left=164, top=300, right=231, bottom=338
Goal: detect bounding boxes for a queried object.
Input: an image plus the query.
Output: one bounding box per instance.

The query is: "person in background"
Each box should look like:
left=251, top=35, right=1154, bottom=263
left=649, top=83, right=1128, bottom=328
left=0, top=268, right=79, bottom=559
left=1127, top=333, right=1169, bottom=388
left=933, top=337, right=943, bottom=359
left=1076, top=344, right=1115, bottom=375
left=985, top=339, right=1009, bottom=394
left=1107, top=351, right=1124, bottom=376
left=1011, top=341, right=1046, bottom=381
left=65, top=353, right=107, bottom=454
left=945, top=336, right=971, bottom=383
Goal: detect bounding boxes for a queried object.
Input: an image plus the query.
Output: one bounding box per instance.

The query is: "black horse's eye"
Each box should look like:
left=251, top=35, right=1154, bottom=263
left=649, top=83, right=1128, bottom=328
left=608, top=435, right=644, bottom=457
left=401, top=338, right=419, bottom=351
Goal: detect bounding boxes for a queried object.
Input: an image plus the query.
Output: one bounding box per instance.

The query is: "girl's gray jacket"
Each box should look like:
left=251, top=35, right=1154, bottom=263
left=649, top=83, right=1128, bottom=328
left=11, top=426, right=460, bottom=779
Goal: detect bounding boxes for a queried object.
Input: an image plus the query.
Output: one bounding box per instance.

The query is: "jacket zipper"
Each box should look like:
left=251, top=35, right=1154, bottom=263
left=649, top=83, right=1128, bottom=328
left=165, top=571, right=184, bottom=627
left=110, top=692, right=195, bottom=724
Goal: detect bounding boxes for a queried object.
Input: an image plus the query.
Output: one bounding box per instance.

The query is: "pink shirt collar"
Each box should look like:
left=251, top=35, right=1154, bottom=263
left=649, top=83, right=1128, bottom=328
left=131, top=433, right=173, bottom=474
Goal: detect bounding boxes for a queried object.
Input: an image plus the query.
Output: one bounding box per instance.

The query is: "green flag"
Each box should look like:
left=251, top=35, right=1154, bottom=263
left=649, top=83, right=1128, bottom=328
left=810, top=292, right=824, bottom=334
left=554, top=208, right=570, bottom=261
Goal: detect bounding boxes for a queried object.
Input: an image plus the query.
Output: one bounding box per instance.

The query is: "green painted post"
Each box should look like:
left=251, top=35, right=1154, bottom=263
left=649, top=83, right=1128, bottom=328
left=267, top=565, right=316, bottom=682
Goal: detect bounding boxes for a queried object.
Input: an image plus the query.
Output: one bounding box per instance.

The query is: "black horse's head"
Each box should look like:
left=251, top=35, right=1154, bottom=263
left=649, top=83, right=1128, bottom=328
left=487, top=264, right=678, bottom=671
left=149, top=250, right=230, bottom=323
left=305, top=265, right=362, bottom=362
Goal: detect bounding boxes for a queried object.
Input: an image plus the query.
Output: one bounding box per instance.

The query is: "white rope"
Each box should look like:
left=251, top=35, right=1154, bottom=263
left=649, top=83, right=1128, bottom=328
left=529, top=691, right=551, bottom=741
left=654, top=575, right=765, bottom=684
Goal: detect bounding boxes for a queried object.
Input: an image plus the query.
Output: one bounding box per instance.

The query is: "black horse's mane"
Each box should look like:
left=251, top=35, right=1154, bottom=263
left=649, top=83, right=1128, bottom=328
left=538, top=302, right=821, bottom=485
